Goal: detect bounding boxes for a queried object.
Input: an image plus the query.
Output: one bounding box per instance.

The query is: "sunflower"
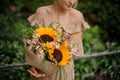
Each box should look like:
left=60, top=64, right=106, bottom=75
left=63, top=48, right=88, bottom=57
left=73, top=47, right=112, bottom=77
left=45, top=42, right=71, bottom=66
left=35, top=27, right=58, bottom=43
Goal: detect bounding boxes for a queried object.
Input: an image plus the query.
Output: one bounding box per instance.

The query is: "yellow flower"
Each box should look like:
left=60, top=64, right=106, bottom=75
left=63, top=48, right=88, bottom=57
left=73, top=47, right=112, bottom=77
left=45, top=42, right=71, bottom=66
left=35, top=27, right=58, bottom=43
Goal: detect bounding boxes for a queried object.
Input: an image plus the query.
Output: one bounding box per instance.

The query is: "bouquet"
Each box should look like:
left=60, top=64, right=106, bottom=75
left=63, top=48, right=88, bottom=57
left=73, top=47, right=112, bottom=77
left=24, top=23, right=71, bottom=66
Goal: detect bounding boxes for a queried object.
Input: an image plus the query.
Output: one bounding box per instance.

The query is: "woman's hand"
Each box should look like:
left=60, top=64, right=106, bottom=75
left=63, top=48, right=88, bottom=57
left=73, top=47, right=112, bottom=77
left=24, top=39, right=45, bottom=78
left=27, top=66, right=45, bottom=78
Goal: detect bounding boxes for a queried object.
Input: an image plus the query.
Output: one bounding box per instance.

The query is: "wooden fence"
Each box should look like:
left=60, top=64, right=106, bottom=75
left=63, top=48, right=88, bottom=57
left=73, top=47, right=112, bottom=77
left=0, top=50, right=120, bottom=69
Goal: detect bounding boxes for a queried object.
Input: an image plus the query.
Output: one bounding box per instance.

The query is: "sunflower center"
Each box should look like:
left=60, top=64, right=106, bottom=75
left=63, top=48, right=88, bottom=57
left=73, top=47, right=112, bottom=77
left=40, top=34, right=54, bottom=43
left=52, top=49, right=62, bottom=63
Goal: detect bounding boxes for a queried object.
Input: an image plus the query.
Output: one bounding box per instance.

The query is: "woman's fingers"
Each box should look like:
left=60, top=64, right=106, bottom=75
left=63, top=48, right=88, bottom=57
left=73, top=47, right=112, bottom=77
left=27, top=67, right=45, bottom=78
left=32, top=67, right=38, bottom=74
left=28, top=70, right=45, bottom=78
left=27, top=69, right=36, bottom=77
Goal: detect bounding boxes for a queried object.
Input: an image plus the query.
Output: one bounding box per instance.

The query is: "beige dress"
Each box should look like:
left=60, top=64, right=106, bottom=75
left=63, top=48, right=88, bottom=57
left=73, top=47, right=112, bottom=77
left=26, top=13, right=89, bottom=80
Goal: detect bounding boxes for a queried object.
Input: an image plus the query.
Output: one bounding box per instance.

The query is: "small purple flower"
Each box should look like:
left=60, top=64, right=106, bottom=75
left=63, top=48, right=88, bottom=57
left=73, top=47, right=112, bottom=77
left=10, top=6, right=17, bottom=12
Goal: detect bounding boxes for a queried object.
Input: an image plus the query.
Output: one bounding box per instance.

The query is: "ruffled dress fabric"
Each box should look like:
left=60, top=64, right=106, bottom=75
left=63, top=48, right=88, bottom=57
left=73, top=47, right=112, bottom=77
left=26, top=13, right=89, bottom=80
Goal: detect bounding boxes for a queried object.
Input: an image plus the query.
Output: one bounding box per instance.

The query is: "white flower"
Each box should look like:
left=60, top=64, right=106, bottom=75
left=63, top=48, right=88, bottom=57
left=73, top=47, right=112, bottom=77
left=50, top=42, right=56, bottom=46
left=70, top=47, right=80, bottom=55
left=37, top=48, right=44, bottom=55
left=55, top=43, right=60, bottom=49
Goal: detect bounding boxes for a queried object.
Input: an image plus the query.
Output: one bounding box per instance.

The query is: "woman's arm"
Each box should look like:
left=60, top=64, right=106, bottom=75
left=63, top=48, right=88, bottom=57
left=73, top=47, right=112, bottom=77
left=70, top=31, right=84, bottom=56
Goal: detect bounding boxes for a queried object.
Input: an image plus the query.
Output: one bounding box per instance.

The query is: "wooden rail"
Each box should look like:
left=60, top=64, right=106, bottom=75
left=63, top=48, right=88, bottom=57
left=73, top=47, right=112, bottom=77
left=0, top=50, right=120, bottom=69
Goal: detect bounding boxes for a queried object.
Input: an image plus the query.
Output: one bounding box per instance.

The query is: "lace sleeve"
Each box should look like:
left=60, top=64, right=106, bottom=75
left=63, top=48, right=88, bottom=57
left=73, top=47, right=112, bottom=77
left=81, top=19, right=90, bottom=31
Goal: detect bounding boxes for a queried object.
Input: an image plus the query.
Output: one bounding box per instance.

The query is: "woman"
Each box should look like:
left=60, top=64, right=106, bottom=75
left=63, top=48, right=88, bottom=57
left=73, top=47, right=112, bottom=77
left=24, top=0, right=89, bottom=80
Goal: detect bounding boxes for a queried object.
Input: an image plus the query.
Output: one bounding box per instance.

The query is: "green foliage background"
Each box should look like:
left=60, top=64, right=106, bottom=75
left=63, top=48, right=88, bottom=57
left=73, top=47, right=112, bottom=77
left=0, top=0, right=120, bottom=80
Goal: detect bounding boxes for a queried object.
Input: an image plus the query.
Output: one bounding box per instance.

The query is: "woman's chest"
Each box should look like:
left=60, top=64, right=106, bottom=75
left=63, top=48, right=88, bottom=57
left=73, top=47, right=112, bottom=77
left=43, top=12, right=78, bottom=26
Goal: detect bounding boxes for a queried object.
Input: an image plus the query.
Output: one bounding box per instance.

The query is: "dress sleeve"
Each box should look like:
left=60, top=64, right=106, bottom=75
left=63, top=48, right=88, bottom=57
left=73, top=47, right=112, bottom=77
left=62, top=18, right=90, bottom=34
left=81, top=19, right=90, bottom=31
left=67, top=18, right=90, bottom=57
left=27, top=14, right=37, bottom=26
left=27, top=11, right=44, bottom=26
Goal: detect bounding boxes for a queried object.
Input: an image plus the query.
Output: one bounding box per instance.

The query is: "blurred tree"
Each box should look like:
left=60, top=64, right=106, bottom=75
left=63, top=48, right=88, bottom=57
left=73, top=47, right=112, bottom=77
left=78, top=0, right=120, bottom=44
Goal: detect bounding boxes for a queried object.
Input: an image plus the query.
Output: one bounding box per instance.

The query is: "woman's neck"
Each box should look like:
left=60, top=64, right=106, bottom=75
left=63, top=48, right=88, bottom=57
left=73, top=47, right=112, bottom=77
left=51, top=5, right=70, bottom=24
left=52, top=1, right=71, bottom=15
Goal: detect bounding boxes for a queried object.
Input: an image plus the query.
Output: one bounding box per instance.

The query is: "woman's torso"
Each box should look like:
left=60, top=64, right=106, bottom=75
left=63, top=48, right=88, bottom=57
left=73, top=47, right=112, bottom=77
left=27, top=5, right=84, bottom=80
